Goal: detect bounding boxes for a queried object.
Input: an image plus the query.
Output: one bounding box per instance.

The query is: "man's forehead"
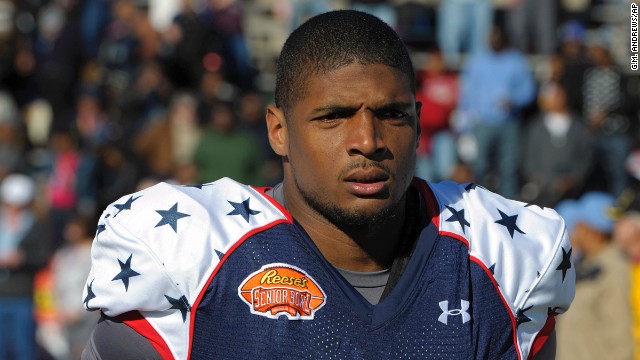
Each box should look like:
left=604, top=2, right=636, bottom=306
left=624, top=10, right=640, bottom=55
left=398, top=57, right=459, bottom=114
left=305, top=61, right=410, bottom=79
left=297, top=63, right=413, bottom=96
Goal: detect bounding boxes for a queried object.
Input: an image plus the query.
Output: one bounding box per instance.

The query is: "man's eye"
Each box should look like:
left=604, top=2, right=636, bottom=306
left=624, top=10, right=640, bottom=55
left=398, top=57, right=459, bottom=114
left=377, top=110, right=407, bottom=120
left=316, top=112, right=346, bottom=121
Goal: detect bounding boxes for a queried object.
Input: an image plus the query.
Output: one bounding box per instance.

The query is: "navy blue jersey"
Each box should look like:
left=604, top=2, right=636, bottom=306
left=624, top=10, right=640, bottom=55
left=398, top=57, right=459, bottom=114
left=83, top=178, right=574, bottom=359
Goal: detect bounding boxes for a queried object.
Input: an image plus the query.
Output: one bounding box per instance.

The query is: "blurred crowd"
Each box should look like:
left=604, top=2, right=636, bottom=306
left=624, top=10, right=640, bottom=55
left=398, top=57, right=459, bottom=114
left=0, top=0, right=638, bottom=359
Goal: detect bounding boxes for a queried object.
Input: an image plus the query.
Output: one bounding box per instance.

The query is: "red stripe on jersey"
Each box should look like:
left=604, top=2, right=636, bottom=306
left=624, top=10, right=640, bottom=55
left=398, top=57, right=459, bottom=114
left=411, top=177, right=441, bottom=228
left=440, top=231, right=470, bottom=248
left=528, top=315, right=556, bottom=360
left=186, top=188, right=292, bottom=359
left=470, top=255, right=521, bottom=360
left=120, top=311, right=174, bottom=360
left=251, top=185, right=294, bottom=223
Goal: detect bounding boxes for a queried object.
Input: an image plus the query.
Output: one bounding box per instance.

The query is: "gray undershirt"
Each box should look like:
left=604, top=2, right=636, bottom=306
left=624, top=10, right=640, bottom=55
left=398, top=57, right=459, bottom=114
left=335, top=267, right=390, bottom=305
left=267, top=183, right=391, bottom=305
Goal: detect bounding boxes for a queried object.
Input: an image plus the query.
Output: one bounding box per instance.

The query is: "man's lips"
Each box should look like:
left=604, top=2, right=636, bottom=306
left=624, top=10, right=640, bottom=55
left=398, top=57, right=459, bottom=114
left=343, top=169, right=390, bottom=196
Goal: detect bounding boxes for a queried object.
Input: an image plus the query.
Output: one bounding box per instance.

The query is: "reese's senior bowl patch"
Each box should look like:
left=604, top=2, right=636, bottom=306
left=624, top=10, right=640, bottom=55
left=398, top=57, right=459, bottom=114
left=238, top=263, right=326, bottom=320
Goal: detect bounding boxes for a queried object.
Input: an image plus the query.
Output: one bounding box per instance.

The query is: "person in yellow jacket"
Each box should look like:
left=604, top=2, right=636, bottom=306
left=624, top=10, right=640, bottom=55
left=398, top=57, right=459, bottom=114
left=555, top=192, right=633, bottom=360
left=614, top=211, right=640, bottom=360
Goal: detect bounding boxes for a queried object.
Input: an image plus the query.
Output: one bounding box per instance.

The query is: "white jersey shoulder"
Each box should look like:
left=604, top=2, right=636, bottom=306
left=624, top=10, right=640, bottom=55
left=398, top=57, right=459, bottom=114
left=82, top=178, right=287, bottom=359
left=430, top=181, right=575, bottom=360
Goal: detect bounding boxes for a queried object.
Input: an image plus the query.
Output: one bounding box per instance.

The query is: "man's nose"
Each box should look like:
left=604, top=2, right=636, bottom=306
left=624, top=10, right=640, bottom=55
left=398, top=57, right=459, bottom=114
left=346, top=111, right=387, bottom=159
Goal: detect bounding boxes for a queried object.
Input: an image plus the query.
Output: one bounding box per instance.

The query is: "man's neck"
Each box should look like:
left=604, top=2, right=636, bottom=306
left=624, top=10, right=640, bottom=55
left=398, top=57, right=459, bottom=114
left=273, top=182, right=408, bottom=272
left=298, top=210, right=406, bottom=272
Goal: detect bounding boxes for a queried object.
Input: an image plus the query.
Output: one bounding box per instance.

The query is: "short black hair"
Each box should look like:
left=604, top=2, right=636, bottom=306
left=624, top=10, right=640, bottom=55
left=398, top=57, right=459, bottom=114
left=274, top=10, right=415, bottom=116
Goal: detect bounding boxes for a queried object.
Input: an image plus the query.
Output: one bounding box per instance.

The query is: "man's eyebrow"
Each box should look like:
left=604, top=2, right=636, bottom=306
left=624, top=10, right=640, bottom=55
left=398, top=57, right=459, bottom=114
left=311, top=101, right=414, bottom=115
left=310, top=105, right=358, bottom=115
left=371, top=101, right=414, bottom=111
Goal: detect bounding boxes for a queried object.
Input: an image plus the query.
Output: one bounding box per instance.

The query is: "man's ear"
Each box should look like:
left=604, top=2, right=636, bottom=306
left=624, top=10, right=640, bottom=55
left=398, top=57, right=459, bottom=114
left=415, top=101, right=422, bottom=148
left=266, top=104, right=288, bottom=156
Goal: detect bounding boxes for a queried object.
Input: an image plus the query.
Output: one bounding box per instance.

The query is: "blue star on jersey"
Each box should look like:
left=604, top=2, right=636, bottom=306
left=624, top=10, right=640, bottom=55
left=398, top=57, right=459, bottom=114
left=488, top=263, right=500, bottom=287
left=84, top=279, right=97, bottom=309
left=494, top=209, right=525, bottom=238
left=183, top=183, right=214, bottom=190
left=183, top=184, right=204, bottom=189
left=96, top=224, right=106, bottom=236
left=488, top=263, right=496, bottom=274
left=112, top=254, right=141, bottom=291
left=155, top=203, right=191, bottom=232
left=227, top=198, right=261, bottom=223
left=165, top=295, right=191, bottom=322
left=555, top=247, right=572, bottom=282
left=464, top=183, right=482, bottom=192
left=516, top=305, right=533, bottom=326
left=445, top=206, right=470, bottom=233
left=114, top=195, right=142, bottom=217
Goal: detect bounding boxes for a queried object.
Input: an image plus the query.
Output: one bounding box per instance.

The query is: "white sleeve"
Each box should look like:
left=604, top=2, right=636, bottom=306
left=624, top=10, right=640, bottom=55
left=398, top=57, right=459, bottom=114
left=82, top=178, right=289, bottom=359
left=434, top=181, right=576, bottom=360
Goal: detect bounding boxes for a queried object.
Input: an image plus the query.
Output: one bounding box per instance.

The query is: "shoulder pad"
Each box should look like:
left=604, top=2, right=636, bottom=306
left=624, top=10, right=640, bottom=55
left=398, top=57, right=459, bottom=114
left=82, top=178, right=289, bottom=359
left=430, top=181, right=575, bottom=359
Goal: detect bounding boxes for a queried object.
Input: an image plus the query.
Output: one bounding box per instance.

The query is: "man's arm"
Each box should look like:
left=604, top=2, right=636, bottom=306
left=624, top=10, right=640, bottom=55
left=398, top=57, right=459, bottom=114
left=82, top=314, right=161, bottom=360
left=532, top=330, right=556, bottom=360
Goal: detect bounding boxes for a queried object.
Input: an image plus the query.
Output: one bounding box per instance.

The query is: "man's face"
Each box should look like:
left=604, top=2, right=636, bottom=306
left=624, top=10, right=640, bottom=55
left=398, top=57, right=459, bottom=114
left=268, top=63, right=420, bottom=228
left=614, top=217, right=640, bottom=260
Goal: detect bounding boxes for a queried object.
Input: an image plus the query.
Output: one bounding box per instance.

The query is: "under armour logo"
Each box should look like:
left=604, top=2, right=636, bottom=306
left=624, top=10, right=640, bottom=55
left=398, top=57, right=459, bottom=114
left=438, top=300, right=471, bottom=325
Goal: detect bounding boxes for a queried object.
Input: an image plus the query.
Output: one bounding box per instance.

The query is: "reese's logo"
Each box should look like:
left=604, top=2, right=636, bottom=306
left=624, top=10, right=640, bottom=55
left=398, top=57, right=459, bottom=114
left=238, top=263, right=326, bottom=320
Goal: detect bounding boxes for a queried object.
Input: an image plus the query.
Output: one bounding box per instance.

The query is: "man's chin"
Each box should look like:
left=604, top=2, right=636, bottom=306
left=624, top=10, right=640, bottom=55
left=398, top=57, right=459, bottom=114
left=308, top=196, right=400, bottom=229
left=293, top=173, right=405, bottom=229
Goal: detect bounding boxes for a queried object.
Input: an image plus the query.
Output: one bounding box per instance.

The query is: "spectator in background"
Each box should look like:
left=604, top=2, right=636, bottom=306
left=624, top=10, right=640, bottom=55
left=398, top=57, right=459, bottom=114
left=118, top=60, right=172, bottom=136
left=79, top=0, right=111, bottom=61
left=70, top=91, right=103, bottom=217
left=169, top=162, right=200, bottom=186
left=22, top=99, right=54, bottom=150
left=97, top=0, right=158, bottom=99
left=0, top=174, right=52, bottom=360
left=192, top=101, right=263, bottom=184
left=437, top=0, right=492, bottom=68
left=114, top=0, right=160, bottom=66
left=159, top=0, right=221, bottom=90
left=555, top=192, right=633, bottom=360
left=133, top=91, right=202, bottom=180
left=521, top=83, right=592, bottom=207
left=395, top=1, right=436, bottom=50
left=613, top=211, right=640, bottom=360
left=197, top=69, right=218, bottom=120
left=32, top=2, right=83, bottom=127
left=202, top=0, right=256, bottom=90
left=0, top=91, right=25, bottom=178
left=0, top=9, right=36, bottom=110
left=286, top=0, right=331, bottom=31
left=237, top=90, right=282, bottom=186
left=73, top=90, right=110, bottom=151
left=414, top=49, right=459, bottom=183
left=92, top=143, right=138, bottom=216
left=197, top=68, right=239, bottom=120
left=458, top=24, right=535, bottom=198
left=582, top=36, right=632, bottom=197
left=350, top=0, right=397, bottom=29
left=608, top=156, right=640, bottom=359
left=51, top=215, right=99, bottom=360
left=557, top=20, right=591, bottom=117
left=505, top=0, right=556, bottom=55
left=46, top=131, right=86, bottom=250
